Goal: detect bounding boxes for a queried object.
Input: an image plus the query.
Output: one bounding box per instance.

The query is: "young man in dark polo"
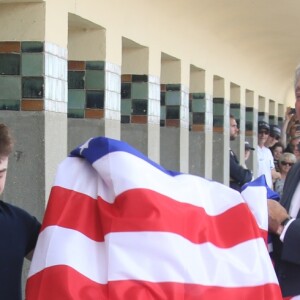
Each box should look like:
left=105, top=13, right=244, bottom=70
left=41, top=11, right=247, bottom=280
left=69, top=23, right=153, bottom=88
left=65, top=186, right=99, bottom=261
left=0, top=123, right=41, bottom=300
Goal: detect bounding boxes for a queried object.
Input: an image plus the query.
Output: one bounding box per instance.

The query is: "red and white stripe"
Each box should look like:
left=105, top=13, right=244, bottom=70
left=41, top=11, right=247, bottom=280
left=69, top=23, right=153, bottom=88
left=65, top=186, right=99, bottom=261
left=26, top=142, right=282, bottom=299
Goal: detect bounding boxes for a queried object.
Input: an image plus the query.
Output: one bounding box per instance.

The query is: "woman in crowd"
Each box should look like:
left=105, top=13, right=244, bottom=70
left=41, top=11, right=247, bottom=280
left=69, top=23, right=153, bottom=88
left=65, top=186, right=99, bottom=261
left=270, top=142, right=285, bottom=172
left=274, top=152, right=296, bottom=198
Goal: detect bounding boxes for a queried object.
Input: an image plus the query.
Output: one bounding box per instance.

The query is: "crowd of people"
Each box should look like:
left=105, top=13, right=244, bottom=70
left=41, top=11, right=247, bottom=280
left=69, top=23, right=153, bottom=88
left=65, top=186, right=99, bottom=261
left=2, top=67, right=300, bottom=299
left=229, top=64, right=300, bottom=298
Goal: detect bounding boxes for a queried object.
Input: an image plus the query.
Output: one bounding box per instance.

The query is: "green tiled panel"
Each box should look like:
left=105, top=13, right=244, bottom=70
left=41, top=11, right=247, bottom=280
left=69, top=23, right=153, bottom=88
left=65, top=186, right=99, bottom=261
left=0, top=76, right=21, bottom=100
left=166, top=105, right=180, bottom=119
left=0, top=54, right=20, bottom=75
left=68, top=108, right=84, bottom=118
left=121, top=99, right=132, bottom=115
left=86, top=61, right=105, bottom=70
left=132, top=99, right=147, bottom=115
left=213, top=103, right=224, bottom=115
left=165, top=91, right=181, bottom=105
left=192, top=92, right=205, bottom=99
left=160, top=106, right=166, bottom=119
left=22, top=77, right=44, bottom=98
left=68, top=71, right=85, bottom=89
left=21, top=41, right=44, bottom=53
left=85, top=70, right=105, bottom=90
left=131, top=82, right=148, bottom=99
left=192, top=99, right=206, bottom=112
left=0, top=99, right=20, bottom=111
left=21, top=53, right=44, bottom=76
left=68, top=90, right=85, bottom=109
left=86, top=91, right=104, bottom=108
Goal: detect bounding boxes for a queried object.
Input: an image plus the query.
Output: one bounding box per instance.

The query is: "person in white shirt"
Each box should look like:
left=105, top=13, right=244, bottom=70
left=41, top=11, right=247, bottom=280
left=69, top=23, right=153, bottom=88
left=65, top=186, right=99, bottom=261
left=256, top=120, right=281, bottom=189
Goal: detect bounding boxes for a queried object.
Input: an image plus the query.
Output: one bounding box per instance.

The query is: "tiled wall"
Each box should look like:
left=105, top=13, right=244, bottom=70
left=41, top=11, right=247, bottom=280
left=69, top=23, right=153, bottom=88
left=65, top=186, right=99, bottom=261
left=0, top=41, right=44, bottom=111
left=246, top=107, right=254, bottom=131
left=68, top=60, right=105, bottom=119
left=121, top=74, right=148, bottom=124
left=213, top=97, right=225, bottom=128
left=189, top=92, right=206, bottom=131
left=160, top=84, right=182, bottom=127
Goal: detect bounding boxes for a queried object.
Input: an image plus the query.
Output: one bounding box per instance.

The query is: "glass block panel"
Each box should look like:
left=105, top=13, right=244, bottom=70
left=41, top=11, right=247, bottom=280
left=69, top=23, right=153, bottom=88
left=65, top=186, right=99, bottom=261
left=165, top=91, right=181, bottom=105
left=121, top=83, right=131, bottom=99
left=121, top=99, right=132, bottom=115
left=193, top=112, right=205, bottom=124
left=86, top=61, right=105, bottom=70
left=68, top=90, right=85, bottom=109
left=166, top=84, right=180, bottom=91
left=132, top=99, right=147, bottom=115
left=22, top=77, right=44, bottom=98
left=132, top=75, right=148, bottom=82
left=86, top=91, right=104, bottom=109
left=21, top=41, right=44, bottom=53
left=0, top=76, right=21, bottom=99
left=0, top=99, right=20, bottom=111
left=0, top=54, right=20, bottom=75
left=68, top=71, right=85, bottom=89
left=131, top=82, right=148, bottom=99
left=68, top=108, right=84, bottom=118
left=21, top=53, right=44, bottom=76
left=85, top=70, right=105, bottom=90
left=166, top=105, right=180, bottom=119
left=121, top=115, right=130, bottom=123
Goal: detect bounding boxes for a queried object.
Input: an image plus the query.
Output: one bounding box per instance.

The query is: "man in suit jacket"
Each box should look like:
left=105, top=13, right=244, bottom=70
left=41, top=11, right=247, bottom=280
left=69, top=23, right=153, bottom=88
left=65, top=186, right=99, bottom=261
left=268, top=64, right=300, bottom=298
left=229, top=115, right=253, bottom=192
left=269, top=160, right=300, bottom=298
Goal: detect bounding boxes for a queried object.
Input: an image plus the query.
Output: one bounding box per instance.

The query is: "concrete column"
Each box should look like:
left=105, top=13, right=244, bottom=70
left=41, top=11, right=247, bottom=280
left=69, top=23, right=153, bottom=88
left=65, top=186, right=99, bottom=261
left=212, top=76, right=230, bottom=185
left=160, top=57, right=189, bottom=173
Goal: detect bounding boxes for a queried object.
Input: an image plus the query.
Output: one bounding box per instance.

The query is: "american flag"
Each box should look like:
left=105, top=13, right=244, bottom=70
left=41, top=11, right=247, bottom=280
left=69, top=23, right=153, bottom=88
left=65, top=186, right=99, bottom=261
left=26, top=136, right=282, bottom=299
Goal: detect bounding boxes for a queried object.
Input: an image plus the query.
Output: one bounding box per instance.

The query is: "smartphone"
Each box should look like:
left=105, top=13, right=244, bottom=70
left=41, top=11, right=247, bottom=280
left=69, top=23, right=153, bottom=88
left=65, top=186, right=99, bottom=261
left=289, top=108, right=296, bottom=114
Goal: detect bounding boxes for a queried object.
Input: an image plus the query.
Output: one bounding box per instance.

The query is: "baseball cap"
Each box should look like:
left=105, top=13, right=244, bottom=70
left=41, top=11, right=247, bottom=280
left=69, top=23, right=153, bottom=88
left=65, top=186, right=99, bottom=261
left=258, top=121, right=270, bottom=132
left=245, top=141, right=255, bottom=151
left=270, top=125, right=281, bottom=138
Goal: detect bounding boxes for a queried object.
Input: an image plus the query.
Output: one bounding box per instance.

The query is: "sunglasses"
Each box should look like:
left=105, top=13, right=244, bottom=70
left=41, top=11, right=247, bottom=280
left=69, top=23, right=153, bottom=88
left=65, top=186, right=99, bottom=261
left=259, top=131, right=269, bottom=135
left=270, top=134, right=280, bottom=140
left=281, top=161, right=294, bottom=167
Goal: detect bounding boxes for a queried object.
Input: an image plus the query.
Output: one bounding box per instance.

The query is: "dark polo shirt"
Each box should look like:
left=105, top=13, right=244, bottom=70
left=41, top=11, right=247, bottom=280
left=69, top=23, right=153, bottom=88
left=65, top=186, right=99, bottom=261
left=0, top=200, right=40, bottom=300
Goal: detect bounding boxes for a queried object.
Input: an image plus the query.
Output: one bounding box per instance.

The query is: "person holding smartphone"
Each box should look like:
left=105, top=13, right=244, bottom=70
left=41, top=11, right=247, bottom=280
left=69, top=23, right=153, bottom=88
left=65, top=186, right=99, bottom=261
left=281, top=85, right=300, bottom=149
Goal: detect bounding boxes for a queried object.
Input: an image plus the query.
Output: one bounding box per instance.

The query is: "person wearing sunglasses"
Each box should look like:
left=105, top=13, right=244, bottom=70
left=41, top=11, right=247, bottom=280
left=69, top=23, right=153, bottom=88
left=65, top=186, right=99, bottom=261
left=265, top=125, right=282, bottom=148
left=257, top=120, right=281, bottom=189
left=274, top=152, right=296, bottom=198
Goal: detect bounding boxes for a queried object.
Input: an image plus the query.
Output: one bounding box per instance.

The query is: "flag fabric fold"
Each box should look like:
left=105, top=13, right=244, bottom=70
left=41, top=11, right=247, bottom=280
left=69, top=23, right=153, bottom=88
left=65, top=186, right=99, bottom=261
left=26, top=136, right=282, bottom=299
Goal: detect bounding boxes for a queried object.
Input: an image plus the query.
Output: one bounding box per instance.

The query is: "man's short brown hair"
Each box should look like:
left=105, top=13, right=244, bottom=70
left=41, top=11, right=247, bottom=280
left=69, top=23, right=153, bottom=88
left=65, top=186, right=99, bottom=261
left=0, top=124, right=13, bottom=157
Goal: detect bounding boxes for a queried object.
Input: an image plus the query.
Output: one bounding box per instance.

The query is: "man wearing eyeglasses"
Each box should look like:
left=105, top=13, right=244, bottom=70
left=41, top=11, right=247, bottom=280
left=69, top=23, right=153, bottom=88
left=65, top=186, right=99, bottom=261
left=257, top=120, right=281, bottom=189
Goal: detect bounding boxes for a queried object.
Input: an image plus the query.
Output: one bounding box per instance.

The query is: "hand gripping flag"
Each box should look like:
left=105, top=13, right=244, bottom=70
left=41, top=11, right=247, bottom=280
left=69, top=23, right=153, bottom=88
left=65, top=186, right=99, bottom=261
left=26, top=137, right=282, bottom=299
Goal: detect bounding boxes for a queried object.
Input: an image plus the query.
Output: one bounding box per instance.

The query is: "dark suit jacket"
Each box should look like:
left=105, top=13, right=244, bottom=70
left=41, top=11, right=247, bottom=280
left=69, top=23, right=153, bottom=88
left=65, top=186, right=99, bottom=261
left=272, top=161, right=300, bottom=297
left=229, top=150, right=252, bottom=192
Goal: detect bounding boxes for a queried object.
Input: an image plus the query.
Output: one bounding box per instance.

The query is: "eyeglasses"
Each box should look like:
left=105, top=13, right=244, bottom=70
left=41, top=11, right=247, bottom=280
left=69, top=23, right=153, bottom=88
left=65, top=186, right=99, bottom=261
left=259, top=131, right=269, bottom=135
left=270, top=134, right=280, bottom=140
left=281, top=161, right=294, bottom=167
